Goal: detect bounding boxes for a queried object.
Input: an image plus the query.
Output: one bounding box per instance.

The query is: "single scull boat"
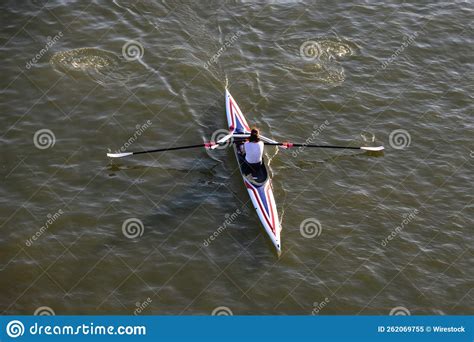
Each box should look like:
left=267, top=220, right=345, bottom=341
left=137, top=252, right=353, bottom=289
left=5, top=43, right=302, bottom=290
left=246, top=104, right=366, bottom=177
left=106, top=89, right=384, bottom=256
left=225, top=89, right=282, bottom=254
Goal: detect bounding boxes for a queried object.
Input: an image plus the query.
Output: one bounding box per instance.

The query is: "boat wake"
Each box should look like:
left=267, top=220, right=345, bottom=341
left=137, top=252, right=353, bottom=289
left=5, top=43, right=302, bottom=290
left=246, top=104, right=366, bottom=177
left=360, top=131, right=376, bottom=143
left=275, top=35, right=357, bottom=85
left=265, top=144, right=281, bottom=178
left=50, top=47, right=146, bottom=87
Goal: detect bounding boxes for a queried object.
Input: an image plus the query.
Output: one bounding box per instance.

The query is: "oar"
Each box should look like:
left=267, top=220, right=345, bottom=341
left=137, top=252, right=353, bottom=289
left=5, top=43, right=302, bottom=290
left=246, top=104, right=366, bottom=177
left=106, top=142, right=219, bottom=158
left=107, top=138, right=383, bottom=158
left=264, top=142, right=384, bottom=152
left=229, top=134, right=383, bottom=151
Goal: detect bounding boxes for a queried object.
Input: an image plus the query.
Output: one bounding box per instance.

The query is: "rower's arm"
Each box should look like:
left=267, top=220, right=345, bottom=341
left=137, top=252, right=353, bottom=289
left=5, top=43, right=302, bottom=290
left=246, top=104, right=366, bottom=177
left=258, top=134, right=279, bottom=145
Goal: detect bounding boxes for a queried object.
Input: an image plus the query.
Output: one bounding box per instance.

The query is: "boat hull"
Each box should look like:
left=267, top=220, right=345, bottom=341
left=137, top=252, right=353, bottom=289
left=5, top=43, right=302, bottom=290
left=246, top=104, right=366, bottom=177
left=225, top=89, right=281, bottom=253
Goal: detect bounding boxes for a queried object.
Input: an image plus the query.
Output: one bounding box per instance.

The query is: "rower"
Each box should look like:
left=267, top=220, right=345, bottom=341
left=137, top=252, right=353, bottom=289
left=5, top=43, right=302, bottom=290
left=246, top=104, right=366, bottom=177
left=242, top=128, right=264, bottom=176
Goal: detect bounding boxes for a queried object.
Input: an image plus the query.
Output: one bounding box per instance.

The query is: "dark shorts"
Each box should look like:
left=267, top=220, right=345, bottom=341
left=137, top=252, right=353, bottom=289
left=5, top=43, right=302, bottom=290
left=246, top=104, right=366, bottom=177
left=242, top=161, right=262, bottom=176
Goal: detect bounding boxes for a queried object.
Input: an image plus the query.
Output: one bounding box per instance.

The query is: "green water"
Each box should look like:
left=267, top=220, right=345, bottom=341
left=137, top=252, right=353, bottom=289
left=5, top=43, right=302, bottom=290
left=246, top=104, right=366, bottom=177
left=1, top=1, right=472, bottom=315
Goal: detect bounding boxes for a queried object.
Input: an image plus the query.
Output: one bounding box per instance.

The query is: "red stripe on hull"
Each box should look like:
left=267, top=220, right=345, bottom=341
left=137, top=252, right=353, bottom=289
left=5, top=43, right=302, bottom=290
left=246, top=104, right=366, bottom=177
left=229, top=97, right=250, bottom=132
left=265, top=182, right=276, bottom=231
left=245, top=180, right=276, bottom=236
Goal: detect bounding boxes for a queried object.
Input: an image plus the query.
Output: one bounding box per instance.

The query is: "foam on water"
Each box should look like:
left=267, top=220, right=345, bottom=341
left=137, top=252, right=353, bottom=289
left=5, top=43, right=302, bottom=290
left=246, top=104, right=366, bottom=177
left=275, top=35, right=357, bottom=84
left=50, top=47, right=143, bottom=86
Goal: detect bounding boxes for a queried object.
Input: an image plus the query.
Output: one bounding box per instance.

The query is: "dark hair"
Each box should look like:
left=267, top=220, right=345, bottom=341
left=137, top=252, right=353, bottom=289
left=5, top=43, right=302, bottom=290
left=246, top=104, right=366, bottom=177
left=249, top=128, right=260, bottom=142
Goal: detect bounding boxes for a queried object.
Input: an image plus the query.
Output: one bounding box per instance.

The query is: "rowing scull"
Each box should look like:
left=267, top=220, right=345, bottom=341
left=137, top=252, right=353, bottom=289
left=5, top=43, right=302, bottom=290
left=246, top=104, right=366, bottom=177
left=225, top=89, right=282, bottom=254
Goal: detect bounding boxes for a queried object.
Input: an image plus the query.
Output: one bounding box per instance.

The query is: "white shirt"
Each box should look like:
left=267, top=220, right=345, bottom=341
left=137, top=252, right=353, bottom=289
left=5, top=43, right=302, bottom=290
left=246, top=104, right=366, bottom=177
left=244, top=141, right=264, bottom=164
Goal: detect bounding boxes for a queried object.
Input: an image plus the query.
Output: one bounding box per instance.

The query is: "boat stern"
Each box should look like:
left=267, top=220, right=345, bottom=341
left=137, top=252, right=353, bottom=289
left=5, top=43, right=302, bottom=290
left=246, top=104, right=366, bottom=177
left=244, top=178, right=282, bottom=255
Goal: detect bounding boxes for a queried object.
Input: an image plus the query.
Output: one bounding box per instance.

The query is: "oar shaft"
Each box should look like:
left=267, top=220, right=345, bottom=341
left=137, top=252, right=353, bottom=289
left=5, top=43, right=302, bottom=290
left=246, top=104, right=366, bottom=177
left=133, top=143, right=206, bottom=155
left=107, top=137, right=383, bottom=158
left=107, top=142, right=217, bottom=158
left=266, top=142, right=383, bottom=151
left=265, top=142, right=360, bottom=150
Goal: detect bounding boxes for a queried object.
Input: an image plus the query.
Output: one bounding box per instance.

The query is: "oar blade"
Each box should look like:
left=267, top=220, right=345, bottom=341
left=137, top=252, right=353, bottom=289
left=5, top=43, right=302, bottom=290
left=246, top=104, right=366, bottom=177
left=216, top=133, right=233, bottom=144
left=107, top=152, right=133, bottom=158
left=360, top=146, right=384, bottom=152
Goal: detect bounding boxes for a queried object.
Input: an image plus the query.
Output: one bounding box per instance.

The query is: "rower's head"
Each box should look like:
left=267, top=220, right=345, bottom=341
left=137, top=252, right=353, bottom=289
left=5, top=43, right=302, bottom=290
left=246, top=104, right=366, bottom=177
left=249, top=128, right=260, bottom=142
